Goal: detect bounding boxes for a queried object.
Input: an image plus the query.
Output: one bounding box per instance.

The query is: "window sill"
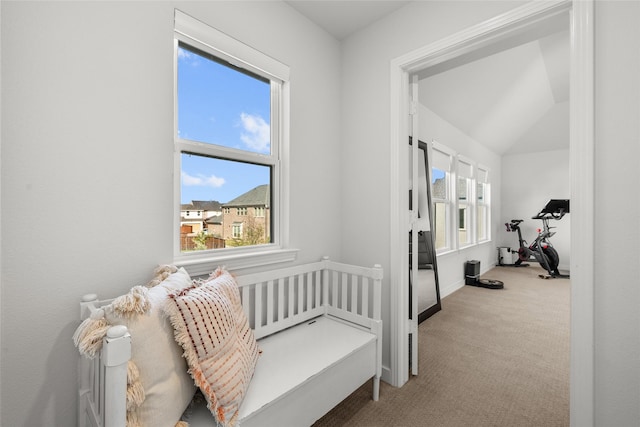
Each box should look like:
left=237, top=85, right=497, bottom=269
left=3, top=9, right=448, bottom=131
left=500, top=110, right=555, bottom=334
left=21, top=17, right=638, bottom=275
left=436, top=239, right=493, bottom=258
left=175, top=247, right=299, bottom=277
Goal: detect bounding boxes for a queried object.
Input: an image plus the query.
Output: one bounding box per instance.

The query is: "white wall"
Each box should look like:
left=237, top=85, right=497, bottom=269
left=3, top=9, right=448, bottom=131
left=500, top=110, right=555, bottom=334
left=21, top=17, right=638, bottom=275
left=0, top=3, right=3, bottom=417
left=418, top=105, right=502, bottom=297
left=500, top=149, right=570, bottom=270
left=594, top=1, right=640, bottom=424
left=0, top=2, right=341, bottom=425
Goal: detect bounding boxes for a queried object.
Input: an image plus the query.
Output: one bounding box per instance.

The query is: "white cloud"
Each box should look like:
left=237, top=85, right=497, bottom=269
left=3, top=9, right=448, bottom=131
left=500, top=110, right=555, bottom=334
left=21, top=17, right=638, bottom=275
left=240, top=113, right=270, bottom=153
left=181, top=171, right=225, bottom=188
left=177, top=47, right=200, bottom=66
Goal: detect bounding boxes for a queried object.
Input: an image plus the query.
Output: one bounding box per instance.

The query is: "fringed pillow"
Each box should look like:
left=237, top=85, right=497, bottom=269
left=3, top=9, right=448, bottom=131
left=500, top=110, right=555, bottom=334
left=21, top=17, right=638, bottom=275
left=105, top=267, right=197, bottom=427
left=73, top=266, right=197, bottom=427
left=164, top=268, right=260, bottom=427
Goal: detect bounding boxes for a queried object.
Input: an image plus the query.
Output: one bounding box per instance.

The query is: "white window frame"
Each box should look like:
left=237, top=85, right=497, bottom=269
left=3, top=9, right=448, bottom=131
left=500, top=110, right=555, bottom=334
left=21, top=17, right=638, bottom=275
left=232, top=223, right=243, bottom=239
left=432, top=142, right=492, bottom=254
left=173, top=10, right=297, bottom=275
left=456, top=155, right=475, bottom=249
left=431, top=141, right=455, bottom=254
left=476, top=165, right=491, bottom=243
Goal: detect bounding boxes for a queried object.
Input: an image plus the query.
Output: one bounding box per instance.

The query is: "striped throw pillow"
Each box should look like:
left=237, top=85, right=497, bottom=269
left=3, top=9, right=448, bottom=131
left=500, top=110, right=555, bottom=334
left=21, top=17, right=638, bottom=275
left=164, top=269, right=259, bottom=427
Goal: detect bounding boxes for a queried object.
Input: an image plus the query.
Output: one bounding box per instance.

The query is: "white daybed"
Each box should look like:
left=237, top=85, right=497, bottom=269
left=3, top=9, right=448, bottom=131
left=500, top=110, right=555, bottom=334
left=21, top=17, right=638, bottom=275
left=76, top=257, right=383, bottom=427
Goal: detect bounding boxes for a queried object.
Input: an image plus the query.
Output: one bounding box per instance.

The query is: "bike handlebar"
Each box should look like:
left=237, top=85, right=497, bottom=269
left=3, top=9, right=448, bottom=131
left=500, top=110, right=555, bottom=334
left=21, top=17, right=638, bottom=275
left=532, top=210, right=567, bottom=220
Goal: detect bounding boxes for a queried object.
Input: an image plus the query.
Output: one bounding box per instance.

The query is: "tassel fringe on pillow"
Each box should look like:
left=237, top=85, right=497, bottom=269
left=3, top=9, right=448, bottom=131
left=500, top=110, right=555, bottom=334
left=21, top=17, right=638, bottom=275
left=127, top=360, right=140, bottom=384
left=126, top=376, right=146, bottom=411
left=73, top=264, right=189, bottom=427
left=147, top=265, right=179, bottom=287
left=72, top=311, right=110, bottom=359
left=111, top=285, right=150, bottom=318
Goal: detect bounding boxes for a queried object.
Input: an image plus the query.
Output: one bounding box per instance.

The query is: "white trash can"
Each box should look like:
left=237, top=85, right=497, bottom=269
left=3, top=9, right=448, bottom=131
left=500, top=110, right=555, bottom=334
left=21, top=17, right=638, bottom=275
left=498, top=247, right=516, bottom=265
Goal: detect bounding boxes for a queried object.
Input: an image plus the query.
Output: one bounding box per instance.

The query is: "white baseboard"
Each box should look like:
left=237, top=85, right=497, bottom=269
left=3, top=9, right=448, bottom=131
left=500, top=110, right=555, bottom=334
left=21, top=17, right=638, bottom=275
left=440, top=280, right=465, bottom=299
left=381, top=365, right=392, bottom=385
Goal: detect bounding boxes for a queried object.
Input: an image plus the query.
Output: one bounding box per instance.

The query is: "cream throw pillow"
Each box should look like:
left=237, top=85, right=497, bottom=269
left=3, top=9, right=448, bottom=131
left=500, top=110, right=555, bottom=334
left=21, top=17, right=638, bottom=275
left=106, top=268, right=196, bottom=427
left=164, top=269, right=260, bottom=427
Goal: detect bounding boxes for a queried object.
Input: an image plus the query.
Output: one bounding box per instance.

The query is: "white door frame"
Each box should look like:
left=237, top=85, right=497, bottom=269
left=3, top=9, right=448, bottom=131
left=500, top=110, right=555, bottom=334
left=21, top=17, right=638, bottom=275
left=388, top=1, right=594, bottom=426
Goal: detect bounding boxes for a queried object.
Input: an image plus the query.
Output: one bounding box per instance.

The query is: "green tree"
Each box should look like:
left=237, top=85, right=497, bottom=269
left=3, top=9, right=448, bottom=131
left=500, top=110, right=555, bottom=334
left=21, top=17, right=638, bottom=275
left=192, top=230, right=209, bottom=251
left=228, top=216, right=268, bottom=247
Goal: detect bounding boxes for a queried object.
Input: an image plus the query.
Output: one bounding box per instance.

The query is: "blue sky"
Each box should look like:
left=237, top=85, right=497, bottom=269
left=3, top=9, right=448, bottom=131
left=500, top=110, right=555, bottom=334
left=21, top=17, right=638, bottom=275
left=432, top=168, right=445, bottom=183
left=178, top=45, right=271, bottom=204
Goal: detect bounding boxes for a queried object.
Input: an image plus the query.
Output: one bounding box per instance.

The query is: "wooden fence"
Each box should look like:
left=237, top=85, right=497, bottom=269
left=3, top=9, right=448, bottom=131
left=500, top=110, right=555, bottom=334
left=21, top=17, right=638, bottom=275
left=180, top=234, right=226, bottom=251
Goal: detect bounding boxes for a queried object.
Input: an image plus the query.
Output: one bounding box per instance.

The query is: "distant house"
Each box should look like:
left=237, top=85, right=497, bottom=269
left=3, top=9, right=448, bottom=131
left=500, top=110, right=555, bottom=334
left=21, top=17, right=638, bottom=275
left=222, top=184, right=271, bottom=244
left=180, top=200, right=223, bottom=236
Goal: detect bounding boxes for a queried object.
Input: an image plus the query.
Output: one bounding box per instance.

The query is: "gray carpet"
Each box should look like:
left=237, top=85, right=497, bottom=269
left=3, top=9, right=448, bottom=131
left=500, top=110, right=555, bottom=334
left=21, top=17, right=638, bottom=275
left=313, top=265, right=570, bottom=427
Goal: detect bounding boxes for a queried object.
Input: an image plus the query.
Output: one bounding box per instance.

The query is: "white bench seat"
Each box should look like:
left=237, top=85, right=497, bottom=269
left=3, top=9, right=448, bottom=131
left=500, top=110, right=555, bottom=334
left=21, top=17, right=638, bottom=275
left=186, top=315, right=377, bottom=426
left=77, top=258, right=383, bottom=427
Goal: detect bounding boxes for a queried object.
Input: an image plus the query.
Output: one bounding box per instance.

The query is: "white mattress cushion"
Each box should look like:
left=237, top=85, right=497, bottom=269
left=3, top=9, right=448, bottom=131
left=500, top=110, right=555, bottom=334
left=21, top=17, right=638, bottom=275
left=182, top=315, right=377, bottom=425
left=240, top=316, right=376, bottom=420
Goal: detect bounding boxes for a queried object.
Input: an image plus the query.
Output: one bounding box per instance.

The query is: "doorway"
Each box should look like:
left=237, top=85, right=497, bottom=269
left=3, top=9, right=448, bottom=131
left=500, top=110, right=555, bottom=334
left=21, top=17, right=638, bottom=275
left=389, top=2, right=595, bottom=425
left=416, top=11, right=571, bottom=274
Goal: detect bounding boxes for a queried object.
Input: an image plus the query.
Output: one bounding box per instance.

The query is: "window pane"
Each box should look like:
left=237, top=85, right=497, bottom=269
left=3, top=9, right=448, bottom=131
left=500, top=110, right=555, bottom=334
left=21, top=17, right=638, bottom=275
left=458, top=207, right=466, bottom=229
left=458, top=205, right=469, bottom=245
left=177, top=44, right=271, bottom=154
left=477, top=182, right=489, bottom=241
left=477, top=182, right=485, bottom=201
left=477, top=205, right=487, bottom=241
left=457, top=177, right=468, bottom=200
left=433, top=201, right=448, bottom=250
left=180, top=153, right=272, bottom=252
left=431, top=168, right=446, bottom=199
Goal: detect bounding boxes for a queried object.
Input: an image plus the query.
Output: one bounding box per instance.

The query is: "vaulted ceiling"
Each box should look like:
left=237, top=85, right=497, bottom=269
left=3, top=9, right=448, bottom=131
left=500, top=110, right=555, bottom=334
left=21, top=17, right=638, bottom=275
left=286, top=1, right=571, bottom=156
left=418, top=27, right=570, bottom=155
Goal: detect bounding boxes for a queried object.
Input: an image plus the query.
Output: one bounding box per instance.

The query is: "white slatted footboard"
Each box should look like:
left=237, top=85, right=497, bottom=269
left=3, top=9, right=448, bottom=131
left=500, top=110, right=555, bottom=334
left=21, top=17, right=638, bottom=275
left=235, top=256, right=383, bottom=403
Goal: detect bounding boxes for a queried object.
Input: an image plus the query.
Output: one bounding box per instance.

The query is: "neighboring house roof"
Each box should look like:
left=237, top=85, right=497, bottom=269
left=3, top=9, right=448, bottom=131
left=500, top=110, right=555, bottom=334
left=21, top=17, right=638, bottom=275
left=205, top=216, right=222, bottom=225
left=224, top=184, right=270, bottom=207
left=181, top=200, right=222, bottom=211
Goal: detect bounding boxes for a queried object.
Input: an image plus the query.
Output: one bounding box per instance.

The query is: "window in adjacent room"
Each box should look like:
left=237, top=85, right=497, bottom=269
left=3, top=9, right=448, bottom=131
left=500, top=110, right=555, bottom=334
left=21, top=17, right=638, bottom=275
left=457, top=157, right=473, bottom=248
left=431, top=143, right=453, bottom=252
left=476, top=166, right=490, bottom=242
left=174, top=10, right=290, bottom=266
left=430, top=142, right=491, bottom=254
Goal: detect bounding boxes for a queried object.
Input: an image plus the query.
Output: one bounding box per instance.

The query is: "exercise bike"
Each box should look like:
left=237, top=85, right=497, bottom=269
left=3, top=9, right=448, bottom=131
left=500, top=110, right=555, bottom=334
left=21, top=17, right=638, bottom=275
left=504, top=199, right=569, bottom=279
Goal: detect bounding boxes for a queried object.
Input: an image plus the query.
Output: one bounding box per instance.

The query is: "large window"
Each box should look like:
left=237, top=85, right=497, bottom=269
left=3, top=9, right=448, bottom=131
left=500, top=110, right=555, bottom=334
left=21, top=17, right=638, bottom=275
left=457, top=158, right=473, bottom=248
left=174, top=10, right=290, bottom=267
left=476, top=166, right=490, bottom=242
left=431, top=143, right=454, bottom=252
left=430, top=142, right=491, bottom=254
